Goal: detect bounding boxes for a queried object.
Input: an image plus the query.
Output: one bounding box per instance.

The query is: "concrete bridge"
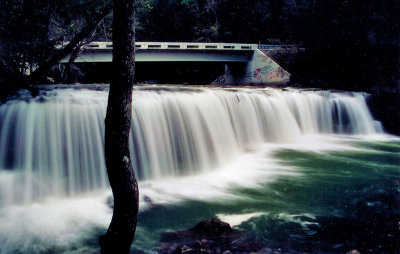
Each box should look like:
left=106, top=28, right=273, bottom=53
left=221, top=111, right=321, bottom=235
left=61, top=42, right=290, bottom=84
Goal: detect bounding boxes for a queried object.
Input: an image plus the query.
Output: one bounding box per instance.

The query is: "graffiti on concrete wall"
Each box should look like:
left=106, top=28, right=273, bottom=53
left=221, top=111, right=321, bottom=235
left=248, top=51, right=290, bottom=83
left=253, top=62, right=286, bottom=81
left=266, top=67, right=286, bottom=79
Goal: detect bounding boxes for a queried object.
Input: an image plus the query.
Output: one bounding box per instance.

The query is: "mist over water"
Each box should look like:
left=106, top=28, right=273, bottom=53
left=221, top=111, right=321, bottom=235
left=0, top=85, right=396, bottom=254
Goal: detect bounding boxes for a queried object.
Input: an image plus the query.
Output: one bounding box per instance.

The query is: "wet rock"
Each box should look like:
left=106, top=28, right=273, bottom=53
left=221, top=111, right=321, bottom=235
left=159, top=218, right=262, bottom=254
left=192, top=218, right=233, bottom=235
left=105, top=195, right=113, bottom=209
left=144, top=195, right=152, bottom=203
left=211, top=75, right=225, bottom=85
left=346, top=250, right=361, bottom=254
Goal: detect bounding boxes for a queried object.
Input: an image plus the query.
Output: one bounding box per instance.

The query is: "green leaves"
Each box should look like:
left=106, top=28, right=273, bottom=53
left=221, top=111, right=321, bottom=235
left=181, top=0, right=196, bottom=5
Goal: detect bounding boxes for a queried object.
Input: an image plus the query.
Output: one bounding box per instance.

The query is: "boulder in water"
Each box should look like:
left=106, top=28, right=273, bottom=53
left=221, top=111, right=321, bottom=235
left=346, top=250, right=361, bottom=254
left=159, top=218, right=262, bottom=254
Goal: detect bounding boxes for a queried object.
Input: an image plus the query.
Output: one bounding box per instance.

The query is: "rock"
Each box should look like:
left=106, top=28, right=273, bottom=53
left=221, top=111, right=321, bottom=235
left=105, top=195, right=113, bottom=209
left=192, top=218, right=233, bottom=235
left=346, top=250, right=361, bottom=254
left=194, top=240, right=202, bottom=249
left=159, top=218, right=262, bottom=254
left=211, top=75, right=225, bottom=85
left=143, top=195, right=152, bottom=203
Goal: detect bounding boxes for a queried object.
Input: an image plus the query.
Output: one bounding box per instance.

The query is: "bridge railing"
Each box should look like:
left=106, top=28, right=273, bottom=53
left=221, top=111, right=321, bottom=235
left=258, top=44, right=296, bottom=50
left=60, top=41, right=303, bottom=52
left=81, top=41, right=258, bottom=50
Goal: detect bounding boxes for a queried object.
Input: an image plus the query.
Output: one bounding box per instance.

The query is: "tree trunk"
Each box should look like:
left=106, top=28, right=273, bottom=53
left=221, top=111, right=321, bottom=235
left=62, top=44, right=84, bottom=83
left=99, top=0, right=138, bottom=254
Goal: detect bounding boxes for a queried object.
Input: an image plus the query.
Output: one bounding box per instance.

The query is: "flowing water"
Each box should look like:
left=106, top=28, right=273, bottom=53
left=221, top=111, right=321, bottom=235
left=0, top=85, right=398, bottom=253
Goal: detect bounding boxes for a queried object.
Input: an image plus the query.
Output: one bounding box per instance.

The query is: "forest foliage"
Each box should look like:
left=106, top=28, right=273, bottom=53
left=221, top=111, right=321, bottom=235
left=0, top=0, right=399, bottom=90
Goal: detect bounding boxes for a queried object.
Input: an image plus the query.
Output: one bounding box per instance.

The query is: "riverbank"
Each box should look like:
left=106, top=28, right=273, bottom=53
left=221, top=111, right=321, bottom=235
left=368, top=89, right=400, bottom=135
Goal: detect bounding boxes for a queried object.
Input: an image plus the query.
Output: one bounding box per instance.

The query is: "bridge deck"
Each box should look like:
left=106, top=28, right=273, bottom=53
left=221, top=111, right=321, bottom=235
left=62, top=42, right=257, bottom=63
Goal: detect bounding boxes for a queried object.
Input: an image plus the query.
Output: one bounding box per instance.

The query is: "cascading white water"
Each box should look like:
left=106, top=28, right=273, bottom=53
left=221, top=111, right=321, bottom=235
left=0, top=86, right=383, bottom=206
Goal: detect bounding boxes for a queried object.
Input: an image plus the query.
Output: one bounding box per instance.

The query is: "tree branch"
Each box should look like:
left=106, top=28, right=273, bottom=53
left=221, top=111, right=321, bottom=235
left=23, top=5, right=112, bottom=85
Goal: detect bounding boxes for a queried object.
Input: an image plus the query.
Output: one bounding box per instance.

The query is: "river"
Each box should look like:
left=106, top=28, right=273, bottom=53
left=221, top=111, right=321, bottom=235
left=0, top=85, right=398, bottom=253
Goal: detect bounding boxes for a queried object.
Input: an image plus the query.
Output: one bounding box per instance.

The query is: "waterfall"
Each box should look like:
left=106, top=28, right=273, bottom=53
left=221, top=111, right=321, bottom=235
left=0, top=86, right=383, bottom=206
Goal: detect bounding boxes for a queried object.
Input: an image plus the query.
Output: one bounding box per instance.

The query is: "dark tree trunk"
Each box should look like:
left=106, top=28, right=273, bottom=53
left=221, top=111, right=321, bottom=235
left=99, top=0, right=138, bottom=254
left=62, top=44, right=84, bottom=83
left=63, top=27, right=98, bottom=83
